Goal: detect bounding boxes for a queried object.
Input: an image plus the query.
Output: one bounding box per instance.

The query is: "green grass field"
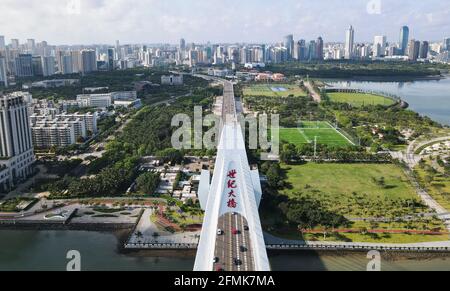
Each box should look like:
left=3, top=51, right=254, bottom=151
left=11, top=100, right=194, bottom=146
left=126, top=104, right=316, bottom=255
left=327, top=92, right=396, bottom=107
left=282, top=163, right=425, bottom=218
left=415, top=161, right=450, bottom=212
left=243, top=84, right=307, bottom=97
left=280, top=121, right=353, bottom=147
left=260, top=163, right=448, bottom=244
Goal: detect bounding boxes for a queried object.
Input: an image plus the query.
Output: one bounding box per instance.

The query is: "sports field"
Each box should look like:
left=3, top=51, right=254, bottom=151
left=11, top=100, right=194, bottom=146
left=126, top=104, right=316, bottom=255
left=243, top=84, right=307, bottom=97
left=327, top=92, right=396, bottom=107
left=280, top=121, right=354, bottom=147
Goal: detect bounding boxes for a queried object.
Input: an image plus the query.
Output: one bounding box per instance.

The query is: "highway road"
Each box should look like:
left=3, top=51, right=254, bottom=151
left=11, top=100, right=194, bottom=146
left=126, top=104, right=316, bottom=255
left=214, top=213, right=255, bottom=271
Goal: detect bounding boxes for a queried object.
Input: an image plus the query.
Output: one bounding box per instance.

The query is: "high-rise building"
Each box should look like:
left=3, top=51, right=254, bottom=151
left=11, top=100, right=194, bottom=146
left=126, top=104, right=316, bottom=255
left=419, top=41, right=429, bottom=59
left=408, top=39, right=420, bottom=61
left=32, top=56, right=43, bottom=76
left=284, top=34, right=294, bottom=60
left=81, top=50, right=97, bottom=73
left=27, top=39, right=35, bottom=53
left=0, top=92, right=35, bottom=190
left=11, top=39, right=19, bottom=50
left=373, top=35, right=387, bottom=57
left=316, top=37, right=324, bottom=60
left=399, top=26, right=410, bottom=56
left=115, top=40, right=121, bottom=60
left=42, top=56, right=56, bottom=76
left=308, top=40, right=317, bottom=61
left=0, top=57, right=7, bottom=87
left=71, top=51, right=81, bottom=73
left=444, top=38, right=450, bottom=51
left=14, top=54, right=34, bottom=77
left=0, top=36, right=5, bottom=50
left=345, top=25, right=355, bottom=59
left=293, top=40, right=307, bottom=61
left=107, top=48, right=115, bottom=71
left=180, top=38, right=186, bottom=51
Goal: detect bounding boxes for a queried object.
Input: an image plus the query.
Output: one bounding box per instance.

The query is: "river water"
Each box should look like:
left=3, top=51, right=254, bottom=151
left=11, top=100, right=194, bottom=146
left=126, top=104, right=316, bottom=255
left=0, top=230, right=448, bottom=271
left=326, top=77, right=450, bottom=126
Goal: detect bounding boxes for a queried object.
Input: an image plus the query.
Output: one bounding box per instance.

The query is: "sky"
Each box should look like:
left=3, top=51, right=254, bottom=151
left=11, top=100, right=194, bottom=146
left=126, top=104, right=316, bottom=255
left=0, top=0, right=449, bottom=45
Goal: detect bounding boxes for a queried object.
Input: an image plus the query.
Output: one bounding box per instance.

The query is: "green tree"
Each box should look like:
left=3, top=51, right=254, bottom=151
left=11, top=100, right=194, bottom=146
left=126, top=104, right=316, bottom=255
left=136, top=172, right=161, bottom=195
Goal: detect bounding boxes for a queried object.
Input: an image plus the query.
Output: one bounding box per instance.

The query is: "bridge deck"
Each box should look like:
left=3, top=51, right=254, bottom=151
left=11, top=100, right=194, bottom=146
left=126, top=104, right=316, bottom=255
left=214, top=213, right=255, bottom=271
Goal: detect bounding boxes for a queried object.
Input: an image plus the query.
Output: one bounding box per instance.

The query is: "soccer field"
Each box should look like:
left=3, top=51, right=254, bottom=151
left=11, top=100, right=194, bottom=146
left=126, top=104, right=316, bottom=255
left=243, top=84, right=307, bottom=97
left=280, top=121, right=354, bottom=147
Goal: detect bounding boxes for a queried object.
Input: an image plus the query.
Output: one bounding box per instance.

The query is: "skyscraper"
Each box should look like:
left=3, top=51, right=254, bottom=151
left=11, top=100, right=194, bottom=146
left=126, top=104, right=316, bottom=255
left=0, top=36, right=5, bottom=50
left=71, top=50, right=82, bottom=73
left=419, top=41, right=429, bottom=59
left=42, top=56, right=56, bottom=76
left=345, top=25, right=355, bottom=59
left=115, top=40, right=121, bottom=60
left=0, top=92, right=35, bottom=190
left=373, top=36, right=387, bottom=57
left=308, top=40, right=316, bottom=61
left=32, top=56, right=43, bottom=76
left=316, top=37, right=324, bottom=61
left=11, top=39, right=19, bottom=50
left=14, top=54, right=34, bottom=77
left=0, top=57, right=7, bottom=87
left=27, top=39, right=35, bottom=54
left=284, top=34, right=294, bottom=60
left=81, top=50, right=97, bottom=73
left=399, top=26, right=410, bottom=56
left=444, top=37, right=450, bottom=51
left=107, top=48, right=115, bottom=71
left=408, top=40, right=420, bottom=61
left=180, top=38, right=186, bottom=51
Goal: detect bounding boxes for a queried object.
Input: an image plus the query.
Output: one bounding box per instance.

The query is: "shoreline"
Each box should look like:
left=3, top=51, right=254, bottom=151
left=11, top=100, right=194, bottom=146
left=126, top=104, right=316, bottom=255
left=320, top=75, right=446, bottom=83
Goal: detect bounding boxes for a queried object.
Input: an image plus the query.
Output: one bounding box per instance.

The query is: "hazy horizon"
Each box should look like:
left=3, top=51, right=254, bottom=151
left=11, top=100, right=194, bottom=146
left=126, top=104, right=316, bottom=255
left=0, top=0, right=449, bottom=45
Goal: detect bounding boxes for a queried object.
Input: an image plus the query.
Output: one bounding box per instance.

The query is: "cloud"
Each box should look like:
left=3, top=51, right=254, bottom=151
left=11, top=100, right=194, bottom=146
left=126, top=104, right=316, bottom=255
left=0, top=0, right=448, bottom=45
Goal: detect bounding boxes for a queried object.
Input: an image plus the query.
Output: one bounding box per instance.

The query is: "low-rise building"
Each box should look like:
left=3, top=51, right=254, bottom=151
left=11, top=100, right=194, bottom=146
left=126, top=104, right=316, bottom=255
left=76, top=91, right=138, bottom=109
left=161, top=75, right=184, bottom=86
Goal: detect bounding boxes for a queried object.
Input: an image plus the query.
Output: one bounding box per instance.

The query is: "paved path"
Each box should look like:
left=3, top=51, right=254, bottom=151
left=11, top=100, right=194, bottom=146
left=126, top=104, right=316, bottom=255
left=128, top=209, right=200, bottom=246
left=401, top=136, right=450, bottom=232
left=304, top=81, right=322, bottom=103
left=406, top=136, right=450, bottom=168
left=264, top=233, right=450, bottom=249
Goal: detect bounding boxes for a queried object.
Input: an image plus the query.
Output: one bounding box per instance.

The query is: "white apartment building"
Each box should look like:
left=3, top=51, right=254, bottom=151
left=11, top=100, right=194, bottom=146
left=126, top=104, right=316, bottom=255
left=31, top=122, right=76, bottom=149
left=56, top=112, right=98, bottom=134
left=0, top=93, right=35, bottom=191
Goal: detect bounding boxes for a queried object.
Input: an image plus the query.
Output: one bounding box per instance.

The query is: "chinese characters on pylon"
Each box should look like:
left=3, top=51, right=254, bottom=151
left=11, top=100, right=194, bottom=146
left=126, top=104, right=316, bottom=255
left=227, top=170, right=238, bottom=209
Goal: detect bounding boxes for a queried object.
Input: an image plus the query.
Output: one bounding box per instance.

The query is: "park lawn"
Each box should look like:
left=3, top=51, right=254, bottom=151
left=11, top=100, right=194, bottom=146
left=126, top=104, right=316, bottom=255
left=415, top=166, right=450, bottom=212
left=328, top=92, right=396, bottom=107
left=280, top=123, right=353, bottom=147
left=281, top=163, right=425, bottom=219
left=243, top=84, right=307, bottom=98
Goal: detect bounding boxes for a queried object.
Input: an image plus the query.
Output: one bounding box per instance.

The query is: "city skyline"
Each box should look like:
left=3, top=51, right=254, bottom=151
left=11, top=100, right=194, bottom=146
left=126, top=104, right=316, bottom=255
left=0, top=0, right=449, bottom=45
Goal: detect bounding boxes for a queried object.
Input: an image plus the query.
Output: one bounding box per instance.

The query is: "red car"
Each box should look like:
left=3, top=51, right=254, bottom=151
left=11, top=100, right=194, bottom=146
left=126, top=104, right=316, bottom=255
left=232, top=228, right=240, bottom=235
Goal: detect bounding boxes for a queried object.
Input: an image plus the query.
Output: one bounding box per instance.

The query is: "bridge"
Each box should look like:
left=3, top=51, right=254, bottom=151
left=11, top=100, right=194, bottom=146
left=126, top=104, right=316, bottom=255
left=194, top=81, right=271, bottom=272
